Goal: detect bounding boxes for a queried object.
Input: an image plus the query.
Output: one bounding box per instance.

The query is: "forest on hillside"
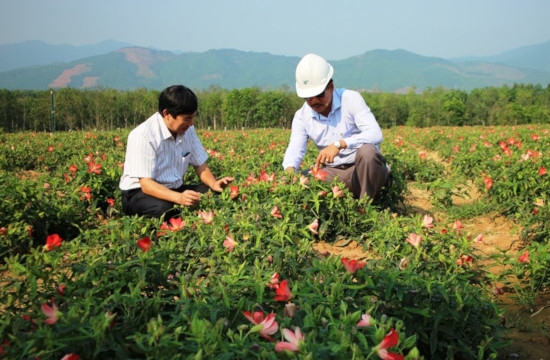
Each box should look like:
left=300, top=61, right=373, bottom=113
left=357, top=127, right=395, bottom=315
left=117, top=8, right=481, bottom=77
left=0, top=83, right=549, bottom=133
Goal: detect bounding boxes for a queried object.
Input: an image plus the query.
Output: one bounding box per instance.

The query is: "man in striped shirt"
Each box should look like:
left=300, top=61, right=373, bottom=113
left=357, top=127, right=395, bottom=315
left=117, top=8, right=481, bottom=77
left=119, top=85, right=234, bottom=218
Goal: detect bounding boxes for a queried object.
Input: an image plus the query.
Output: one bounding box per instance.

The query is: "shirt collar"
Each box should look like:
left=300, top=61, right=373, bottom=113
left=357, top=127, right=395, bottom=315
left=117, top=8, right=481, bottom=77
left=155, top=112, right=176, bottom=141
left=310, top=88, right=342, bottom=120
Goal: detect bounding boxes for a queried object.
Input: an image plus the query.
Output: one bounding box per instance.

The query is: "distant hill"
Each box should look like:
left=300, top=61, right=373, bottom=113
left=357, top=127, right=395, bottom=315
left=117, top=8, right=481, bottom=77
left=452, top=40, right=550, bottom=73
left=0, top=40, right=132, bottom=72
left=0, top=40, right=549, bottom=92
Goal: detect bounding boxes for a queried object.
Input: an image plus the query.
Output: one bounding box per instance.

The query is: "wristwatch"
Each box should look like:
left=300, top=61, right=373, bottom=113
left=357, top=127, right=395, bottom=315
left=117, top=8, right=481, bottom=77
left=333, top=140, right=341, bottom=149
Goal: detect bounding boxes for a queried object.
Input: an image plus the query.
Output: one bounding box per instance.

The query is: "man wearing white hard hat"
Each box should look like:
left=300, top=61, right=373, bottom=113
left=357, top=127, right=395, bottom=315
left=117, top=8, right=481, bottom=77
left=282, top=53, right=389, bottom=200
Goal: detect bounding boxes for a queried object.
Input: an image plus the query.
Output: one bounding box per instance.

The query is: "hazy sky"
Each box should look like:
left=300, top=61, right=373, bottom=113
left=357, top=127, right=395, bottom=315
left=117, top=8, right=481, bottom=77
left=2, top=0, right=549, bottom=60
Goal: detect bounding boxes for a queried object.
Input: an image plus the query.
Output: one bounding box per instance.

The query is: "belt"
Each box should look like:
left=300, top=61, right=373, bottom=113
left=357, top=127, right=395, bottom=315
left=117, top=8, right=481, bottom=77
left=332, top=163, right=354, bottom=170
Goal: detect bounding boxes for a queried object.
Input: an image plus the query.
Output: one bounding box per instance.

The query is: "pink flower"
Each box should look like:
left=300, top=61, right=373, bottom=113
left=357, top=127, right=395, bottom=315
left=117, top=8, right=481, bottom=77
left=422, top=214, right=434, bottom=228
left=198, top=210, right=215, bottom=224
left=406, top=233, right=422, bottom=247
left=473, top=234, right=484, bottom=244
left=539, top=166, right=547, bottom=176
left=299, top=175, right=309, bottom=187
left=398, top=257, right=409, bottom=270
left=242, top=311, right=279, bottom=341
left=223, top=235, right=237, bottom=252
left=44, top=234, right=62, bottom=251
left=341, top=257, right=366, bottom=274
left=357, top=313, right=372, bottom=327
left=308, top=219, right=319, bottom=235
left=275, top=327, right=305, bottom=353
left=136, top=237, right=151, bottom=253
left=41, top=298, right=60, bottom=325
left=274, top=279, right=292, bottom=302
left=266, top=272, right=280, bottom=289
left=453, top=220, right=464, bottom=232
left=332, top=185, right=344, bottom=198
left=519, top=250, right=529, bottom=263
left=271, top=205, right=283, bottom=219
left=418, top=151, right=426, bottom=159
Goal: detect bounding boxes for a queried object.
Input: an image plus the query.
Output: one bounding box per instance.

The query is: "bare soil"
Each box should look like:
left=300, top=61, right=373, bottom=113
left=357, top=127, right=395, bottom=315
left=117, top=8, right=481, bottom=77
left=313, top=173, right=550, bottom=359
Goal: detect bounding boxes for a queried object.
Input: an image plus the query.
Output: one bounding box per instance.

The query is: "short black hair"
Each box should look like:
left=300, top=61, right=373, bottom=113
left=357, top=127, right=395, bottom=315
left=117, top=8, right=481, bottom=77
left=158, top=85, right=198, bottom=117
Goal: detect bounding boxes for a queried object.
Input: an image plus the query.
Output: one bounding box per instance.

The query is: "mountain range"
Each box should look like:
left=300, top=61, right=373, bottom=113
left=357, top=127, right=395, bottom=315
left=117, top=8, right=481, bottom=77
left=0, top=40, right=549, bottom=93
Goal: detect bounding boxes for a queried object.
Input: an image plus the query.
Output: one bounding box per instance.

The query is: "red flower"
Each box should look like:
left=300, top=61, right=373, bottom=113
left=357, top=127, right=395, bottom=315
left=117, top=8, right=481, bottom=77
left=229, top=185, right=239, bottom=200
left=378, top=328, right=404, bottom=360
left=87, top=161, right=102, bottom=174
left=341, top=257, right=366, bottom=274
left=106, top=198, right=115, bottom=207
left=41, top=298, right=60, bottom=325
left=159, top=217, right=186, bottom=232
left=271, top=205, right=283, bottom=219
left=457, top=254, right=473, bottom=266
left=519, top=250, right=529, bottom=263
left=274, top=279, right=292, bottom=302
left=242, top=311, right=279, bottom=341
left=136, top=237, right=151, bottom=253
left=57, top=284, right=66, bottom=296
left=380, top=328, right=399, bottom=349
left=44, top=234, right=62, bottom=251
left=483, top=175, right=493, bottom=190
left=61, top=354, right=80, bottom=360
left=311, top=166, right=328, bottom=181
left=539, top=166, right=547, bottom=176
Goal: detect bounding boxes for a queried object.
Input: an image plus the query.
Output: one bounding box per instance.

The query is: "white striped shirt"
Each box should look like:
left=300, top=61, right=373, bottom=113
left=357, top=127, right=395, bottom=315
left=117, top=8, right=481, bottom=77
left=119, top=112, right=208, bottom=191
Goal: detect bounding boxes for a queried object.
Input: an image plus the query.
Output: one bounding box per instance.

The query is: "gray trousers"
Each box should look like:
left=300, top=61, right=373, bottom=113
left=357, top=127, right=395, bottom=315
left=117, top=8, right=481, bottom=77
left=324, top=144, right=389, bottom=199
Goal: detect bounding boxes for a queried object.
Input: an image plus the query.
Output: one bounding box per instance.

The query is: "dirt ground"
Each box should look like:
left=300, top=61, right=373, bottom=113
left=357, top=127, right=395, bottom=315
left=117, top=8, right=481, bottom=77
left=313, top=183, right=550, bottom=359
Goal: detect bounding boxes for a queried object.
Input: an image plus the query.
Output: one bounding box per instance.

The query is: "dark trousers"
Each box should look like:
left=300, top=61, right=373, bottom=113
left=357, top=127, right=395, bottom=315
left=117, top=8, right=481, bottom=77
left=323, top=144, right=389, bottom=199
left=121, top=184, right=209, bottom=219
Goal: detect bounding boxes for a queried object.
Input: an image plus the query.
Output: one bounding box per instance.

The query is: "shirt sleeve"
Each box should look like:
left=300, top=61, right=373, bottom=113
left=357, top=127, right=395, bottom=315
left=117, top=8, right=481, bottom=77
left=124, top=129, right=156, bottom=179
left=282, top=113, right=309, bottom=170
left=341, top=91, right=383, bottom=149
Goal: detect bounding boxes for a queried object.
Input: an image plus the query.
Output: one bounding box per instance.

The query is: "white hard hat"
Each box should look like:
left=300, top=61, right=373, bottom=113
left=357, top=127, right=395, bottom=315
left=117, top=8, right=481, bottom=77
left=295, top=53, right=334, bottom=98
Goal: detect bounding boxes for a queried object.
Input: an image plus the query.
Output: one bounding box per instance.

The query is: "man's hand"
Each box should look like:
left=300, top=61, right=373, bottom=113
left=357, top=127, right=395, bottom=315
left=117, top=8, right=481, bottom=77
left=315, top=144, right=340, bottom=168
left=178, top=190, right=202, bottom=207
left=210, top=176, right=235, bottom=192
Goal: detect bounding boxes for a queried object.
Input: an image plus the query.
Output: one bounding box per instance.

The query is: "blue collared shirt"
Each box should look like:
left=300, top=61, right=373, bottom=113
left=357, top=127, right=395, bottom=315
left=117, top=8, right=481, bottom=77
left=282, top=88, right=383, bottom=170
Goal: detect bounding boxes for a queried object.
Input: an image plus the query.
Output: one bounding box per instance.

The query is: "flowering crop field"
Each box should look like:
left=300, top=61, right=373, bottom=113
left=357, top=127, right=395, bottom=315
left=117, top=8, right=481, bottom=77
left=0, top=125, right=548, bottom=359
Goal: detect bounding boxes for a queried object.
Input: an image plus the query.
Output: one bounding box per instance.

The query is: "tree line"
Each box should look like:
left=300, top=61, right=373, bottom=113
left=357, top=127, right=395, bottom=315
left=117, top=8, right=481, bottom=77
left=0, top=83, right=549, bottom=133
